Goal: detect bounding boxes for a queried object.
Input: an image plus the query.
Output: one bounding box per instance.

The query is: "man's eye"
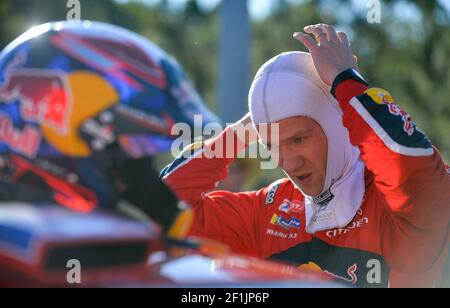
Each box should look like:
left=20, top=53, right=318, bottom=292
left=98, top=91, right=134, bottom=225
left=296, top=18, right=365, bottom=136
left=293, top=137, right=305, bottom=143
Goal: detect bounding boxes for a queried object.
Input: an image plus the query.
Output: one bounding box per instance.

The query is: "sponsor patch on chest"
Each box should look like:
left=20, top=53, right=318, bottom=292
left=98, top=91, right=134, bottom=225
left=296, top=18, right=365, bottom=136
left=270, top=214, right=301, bottom=230
left=278, top=199, right=304, bottom=215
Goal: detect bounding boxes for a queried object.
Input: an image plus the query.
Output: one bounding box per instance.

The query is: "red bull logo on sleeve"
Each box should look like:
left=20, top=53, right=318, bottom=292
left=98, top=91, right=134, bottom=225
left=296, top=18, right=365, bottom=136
left=365, top=88, right=415, bottom=136
left=386, top=103, right=415, bottom=136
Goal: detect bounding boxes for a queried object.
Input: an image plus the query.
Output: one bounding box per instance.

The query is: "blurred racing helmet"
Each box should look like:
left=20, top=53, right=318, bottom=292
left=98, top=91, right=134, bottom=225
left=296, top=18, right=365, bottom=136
left=0, top=21, right=220, bottom=232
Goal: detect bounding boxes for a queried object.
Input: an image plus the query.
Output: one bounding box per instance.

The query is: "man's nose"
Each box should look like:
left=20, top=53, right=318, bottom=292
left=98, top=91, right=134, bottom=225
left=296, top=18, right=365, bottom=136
left=280, top=151, right=305, bottom=172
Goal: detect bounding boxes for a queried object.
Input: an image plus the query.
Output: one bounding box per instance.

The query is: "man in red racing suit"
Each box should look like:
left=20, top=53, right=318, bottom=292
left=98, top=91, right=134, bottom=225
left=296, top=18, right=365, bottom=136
left=161, top=25, right=450, bottom=288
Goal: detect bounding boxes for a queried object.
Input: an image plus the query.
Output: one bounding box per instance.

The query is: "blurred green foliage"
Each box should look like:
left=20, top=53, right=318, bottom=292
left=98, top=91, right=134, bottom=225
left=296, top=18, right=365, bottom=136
left=1, top=0, right=449, bottom=186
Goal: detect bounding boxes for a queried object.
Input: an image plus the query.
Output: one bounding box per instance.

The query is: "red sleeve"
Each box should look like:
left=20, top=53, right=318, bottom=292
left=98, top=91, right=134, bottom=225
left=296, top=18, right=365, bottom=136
left=188, top=190, right=264, bottom=256
left=335, top=80, right=450, bottom=275
left=160, top=126, right=262, bottom=256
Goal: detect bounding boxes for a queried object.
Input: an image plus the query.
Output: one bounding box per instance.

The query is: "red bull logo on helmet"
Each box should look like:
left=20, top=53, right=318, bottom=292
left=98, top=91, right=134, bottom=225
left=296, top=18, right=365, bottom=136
left=0, top=53, right=73, bottom=134
left=0, top=52, right=74, bottom=158
left=0, top=113, right=41, bottom=158
left=0, top=52, right=120, bottom=158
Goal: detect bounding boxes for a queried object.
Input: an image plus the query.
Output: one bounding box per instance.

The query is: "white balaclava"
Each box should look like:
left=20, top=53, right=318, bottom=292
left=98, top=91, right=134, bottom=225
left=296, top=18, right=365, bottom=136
left=249, top=51, right=365, bottom=233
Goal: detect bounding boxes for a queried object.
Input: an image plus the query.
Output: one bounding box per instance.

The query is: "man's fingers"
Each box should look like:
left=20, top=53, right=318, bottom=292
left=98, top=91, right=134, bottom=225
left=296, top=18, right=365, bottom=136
left=305, top=24, right=339, bottom=43
left=293, top=32, right=318, bottom=51
left=304, top=25, right=329, bottom=43
left=304, top=25, right=319, bottom=35
left=304, top=25, right=323, bottom=37
left=319, top=24, right=339, bottom=43
left=337, top=31, right=350, bottom=46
